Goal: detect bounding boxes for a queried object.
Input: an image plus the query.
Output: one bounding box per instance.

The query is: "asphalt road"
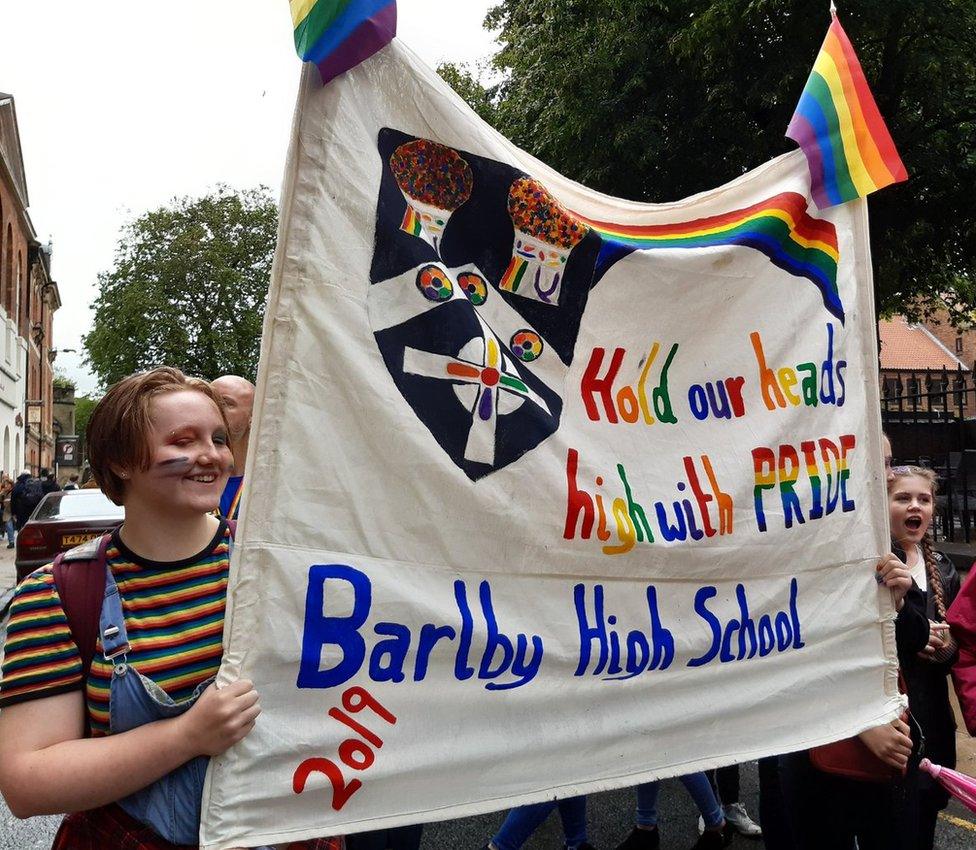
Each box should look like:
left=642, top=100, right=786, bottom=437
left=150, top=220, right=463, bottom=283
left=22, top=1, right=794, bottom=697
left=0, top=608, right=974, bottom=849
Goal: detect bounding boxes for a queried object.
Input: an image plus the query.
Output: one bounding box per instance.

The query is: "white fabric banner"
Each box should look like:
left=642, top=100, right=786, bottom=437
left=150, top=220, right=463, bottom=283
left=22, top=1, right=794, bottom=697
left=201, top=41, right=900, bottom=849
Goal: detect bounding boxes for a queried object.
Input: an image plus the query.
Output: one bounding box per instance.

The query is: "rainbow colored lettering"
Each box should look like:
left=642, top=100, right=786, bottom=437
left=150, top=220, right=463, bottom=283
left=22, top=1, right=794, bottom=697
left=752, top=435, right=856, bottom=532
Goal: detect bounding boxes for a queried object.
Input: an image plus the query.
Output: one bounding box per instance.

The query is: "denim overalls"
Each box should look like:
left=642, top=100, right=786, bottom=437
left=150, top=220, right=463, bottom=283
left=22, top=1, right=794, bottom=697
left=99, top=561, right=213, bottom=845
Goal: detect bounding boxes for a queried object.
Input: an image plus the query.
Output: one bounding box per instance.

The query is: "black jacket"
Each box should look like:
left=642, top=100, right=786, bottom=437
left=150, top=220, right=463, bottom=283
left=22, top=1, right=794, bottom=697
left=894, top=544, right=961, bottom=799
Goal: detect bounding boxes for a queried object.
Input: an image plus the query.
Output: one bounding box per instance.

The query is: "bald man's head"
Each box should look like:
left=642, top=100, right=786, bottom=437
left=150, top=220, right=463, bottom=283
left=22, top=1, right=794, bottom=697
left=211, top=375, right=255, bottom=441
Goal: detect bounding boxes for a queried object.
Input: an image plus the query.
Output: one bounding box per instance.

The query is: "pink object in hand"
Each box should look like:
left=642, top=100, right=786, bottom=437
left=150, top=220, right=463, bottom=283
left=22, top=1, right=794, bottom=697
left=919, top=759, right=976, bottom=813
left=947, top=570, right=976, bottom=735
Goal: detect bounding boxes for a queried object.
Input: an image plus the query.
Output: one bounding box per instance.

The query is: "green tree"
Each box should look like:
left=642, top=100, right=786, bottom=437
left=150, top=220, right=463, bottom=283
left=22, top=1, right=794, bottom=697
left=74, top=395, right=98, bottom=463
left=444, top=0, right=976, bottom=319
left=84, top=186, right=278, bottom=387
left=437, top=63, right=500, bottom=125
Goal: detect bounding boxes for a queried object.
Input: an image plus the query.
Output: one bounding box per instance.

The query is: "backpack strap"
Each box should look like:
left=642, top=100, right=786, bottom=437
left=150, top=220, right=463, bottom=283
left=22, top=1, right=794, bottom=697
left=52, top=533, right=113, bottom=684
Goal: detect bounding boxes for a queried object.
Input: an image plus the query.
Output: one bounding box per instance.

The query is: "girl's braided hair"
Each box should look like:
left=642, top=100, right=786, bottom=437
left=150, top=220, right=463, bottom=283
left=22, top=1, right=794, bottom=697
left=920, top=528, right=948, bottom=621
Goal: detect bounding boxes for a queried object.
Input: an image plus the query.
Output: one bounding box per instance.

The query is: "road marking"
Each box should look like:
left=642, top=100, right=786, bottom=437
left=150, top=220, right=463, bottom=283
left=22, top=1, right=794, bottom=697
left=940, top=812, right=976, bottom=832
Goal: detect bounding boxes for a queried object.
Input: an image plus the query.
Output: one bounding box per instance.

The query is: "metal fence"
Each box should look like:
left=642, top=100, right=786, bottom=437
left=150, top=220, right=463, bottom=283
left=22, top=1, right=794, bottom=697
left=881, top=365, right=976, bottom=543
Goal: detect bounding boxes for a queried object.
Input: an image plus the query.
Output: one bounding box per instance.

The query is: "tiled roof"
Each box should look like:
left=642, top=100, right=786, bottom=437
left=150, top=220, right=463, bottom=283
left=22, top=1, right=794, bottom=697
left=879, top=316, right=968, bottom=371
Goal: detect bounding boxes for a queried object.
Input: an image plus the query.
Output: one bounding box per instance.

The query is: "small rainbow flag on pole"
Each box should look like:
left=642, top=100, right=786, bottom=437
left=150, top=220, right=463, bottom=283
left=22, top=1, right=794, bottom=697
left=291, top=0, right=397, bottom=84
left=787, top=11, right=907, bottom=209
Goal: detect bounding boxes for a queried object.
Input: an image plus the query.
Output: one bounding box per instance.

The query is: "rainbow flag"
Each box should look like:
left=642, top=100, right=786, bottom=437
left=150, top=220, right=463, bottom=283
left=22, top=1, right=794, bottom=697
left=582, top=192, right=844, bottom=322
left=787, top=14, right=907, bottom=209
left=291, top=0, right=396, bottom=84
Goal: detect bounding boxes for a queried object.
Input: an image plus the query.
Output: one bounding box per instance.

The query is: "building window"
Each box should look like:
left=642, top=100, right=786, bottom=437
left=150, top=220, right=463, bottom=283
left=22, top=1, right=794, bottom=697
left=957, top=336, right=964, bottom=354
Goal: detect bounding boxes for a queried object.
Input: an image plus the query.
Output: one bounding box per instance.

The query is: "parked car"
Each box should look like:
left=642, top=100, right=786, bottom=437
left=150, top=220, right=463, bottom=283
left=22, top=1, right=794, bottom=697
left=15, top=489, right=124, bottom=582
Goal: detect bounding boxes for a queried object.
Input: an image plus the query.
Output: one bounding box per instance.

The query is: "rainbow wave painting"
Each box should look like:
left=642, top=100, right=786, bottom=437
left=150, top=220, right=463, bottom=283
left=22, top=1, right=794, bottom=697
left=291, top=0, right=396, bottom=84
left=787, top=14, right=907, bottom=209
left=581, top=192, right=844, bottom=322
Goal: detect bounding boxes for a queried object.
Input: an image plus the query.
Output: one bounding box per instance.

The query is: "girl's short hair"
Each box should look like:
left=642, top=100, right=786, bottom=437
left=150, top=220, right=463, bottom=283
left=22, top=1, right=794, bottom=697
left=87, top=367, right=230, bottom=505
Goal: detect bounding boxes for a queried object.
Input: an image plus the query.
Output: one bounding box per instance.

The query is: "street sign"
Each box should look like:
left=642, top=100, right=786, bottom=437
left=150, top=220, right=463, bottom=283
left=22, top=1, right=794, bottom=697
left=55, top=435, right=79, bottom=466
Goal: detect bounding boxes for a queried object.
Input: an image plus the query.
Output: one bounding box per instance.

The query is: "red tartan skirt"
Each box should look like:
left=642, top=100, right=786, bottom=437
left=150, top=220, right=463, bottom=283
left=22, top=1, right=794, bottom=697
left=52, top=803, right=343, bottom=850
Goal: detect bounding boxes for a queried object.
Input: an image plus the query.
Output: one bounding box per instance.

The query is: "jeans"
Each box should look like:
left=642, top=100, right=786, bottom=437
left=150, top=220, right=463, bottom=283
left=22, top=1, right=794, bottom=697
left=636, top=773, right=723, bottom=829
left=4, top=519, right=12, bottom=546
left=492, top=795, right=588, bottom=850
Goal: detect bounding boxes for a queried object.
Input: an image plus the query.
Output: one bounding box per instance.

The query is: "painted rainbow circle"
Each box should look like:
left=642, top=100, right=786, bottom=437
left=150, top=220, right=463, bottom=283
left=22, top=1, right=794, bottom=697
left=415, top=264, right=454, bottom=302
left=458, top=272, right=488, bottom=306
left=511, top=330, right=543, bottom=362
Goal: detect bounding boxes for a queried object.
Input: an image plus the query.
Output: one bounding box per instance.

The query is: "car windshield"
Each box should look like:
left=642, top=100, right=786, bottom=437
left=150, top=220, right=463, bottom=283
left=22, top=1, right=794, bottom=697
left=33, top=491, right=124, bottom=521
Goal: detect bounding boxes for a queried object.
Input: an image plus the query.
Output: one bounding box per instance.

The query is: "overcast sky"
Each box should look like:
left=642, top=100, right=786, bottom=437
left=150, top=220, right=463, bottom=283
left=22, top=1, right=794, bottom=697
left=0, top=1, right=498, bottom=395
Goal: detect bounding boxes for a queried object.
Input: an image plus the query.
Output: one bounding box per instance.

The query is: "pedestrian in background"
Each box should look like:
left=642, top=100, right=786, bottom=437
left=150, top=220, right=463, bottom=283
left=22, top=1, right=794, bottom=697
left=39, top=467, right=60, bottom=495
left=0, top=473, right=14, bottom=548
left=11, top=471, right=42, bottom=530
left=210, top=375, right=254, bottom=520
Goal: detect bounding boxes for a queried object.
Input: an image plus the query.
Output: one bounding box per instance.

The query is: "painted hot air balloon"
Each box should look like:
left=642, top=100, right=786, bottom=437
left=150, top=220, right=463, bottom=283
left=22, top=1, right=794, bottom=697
left=500, top=177, right=589, bottom=305
left=390, top=139, right=473, bottom=254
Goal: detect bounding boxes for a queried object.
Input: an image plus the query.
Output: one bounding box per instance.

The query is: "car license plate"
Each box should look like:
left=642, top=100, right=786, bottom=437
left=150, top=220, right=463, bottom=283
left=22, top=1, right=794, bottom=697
left=61, top=533, right=99, bottom=547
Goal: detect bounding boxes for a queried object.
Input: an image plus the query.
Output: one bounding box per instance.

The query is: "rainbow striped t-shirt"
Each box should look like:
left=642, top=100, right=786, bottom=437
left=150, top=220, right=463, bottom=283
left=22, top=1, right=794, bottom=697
left=0, top=523, right=231, bottom=737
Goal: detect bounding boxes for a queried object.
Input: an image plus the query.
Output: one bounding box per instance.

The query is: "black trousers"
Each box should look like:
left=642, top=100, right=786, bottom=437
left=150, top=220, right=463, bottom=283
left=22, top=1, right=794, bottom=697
left=780, top=750, right=913, bottom=850
left=758, top=755, right=799, bottom=850
left=708, top=763, right=739, bottom=805
left=344, top=825, right=424, bottom=850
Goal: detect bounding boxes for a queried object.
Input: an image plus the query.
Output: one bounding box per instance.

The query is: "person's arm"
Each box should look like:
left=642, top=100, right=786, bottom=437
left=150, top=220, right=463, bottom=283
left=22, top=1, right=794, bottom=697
left=0, top=680, right=260, bottom=818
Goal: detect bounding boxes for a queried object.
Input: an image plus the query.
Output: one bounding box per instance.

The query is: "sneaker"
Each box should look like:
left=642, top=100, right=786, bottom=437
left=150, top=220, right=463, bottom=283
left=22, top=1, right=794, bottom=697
left=723, top=802, right=761, bottom=838
left=614, top=826, right=660, bottom=850
left=691, top=821, right=733, bottom=849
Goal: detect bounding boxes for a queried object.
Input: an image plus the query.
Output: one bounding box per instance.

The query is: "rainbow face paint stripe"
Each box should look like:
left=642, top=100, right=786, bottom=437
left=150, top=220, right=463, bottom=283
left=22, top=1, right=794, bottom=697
left=156, top=456, right=193, bottom=475
left=291, top=0, right=397, bottom=85
left=786, top=14, right=907, bottom=209
left=580, top=191, right=844, bottom=322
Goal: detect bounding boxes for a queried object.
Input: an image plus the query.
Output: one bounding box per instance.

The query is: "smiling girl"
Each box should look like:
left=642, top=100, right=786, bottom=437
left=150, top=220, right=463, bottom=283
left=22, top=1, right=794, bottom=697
left=0, top=368, right=337, bottom=849
left=888, top=465, right=961, bottom=850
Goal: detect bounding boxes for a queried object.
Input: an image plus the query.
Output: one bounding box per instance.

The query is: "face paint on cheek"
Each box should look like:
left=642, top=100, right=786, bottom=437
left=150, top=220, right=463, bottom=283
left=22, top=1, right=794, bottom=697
left=156, top=456, right=193, bottom=477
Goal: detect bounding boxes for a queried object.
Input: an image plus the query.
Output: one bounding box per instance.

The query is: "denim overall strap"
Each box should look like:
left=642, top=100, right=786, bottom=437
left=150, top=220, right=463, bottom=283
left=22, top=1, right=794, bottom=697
left=101, top=564, right=212, bottom=845
left=99, top=565, right=130, bottom=664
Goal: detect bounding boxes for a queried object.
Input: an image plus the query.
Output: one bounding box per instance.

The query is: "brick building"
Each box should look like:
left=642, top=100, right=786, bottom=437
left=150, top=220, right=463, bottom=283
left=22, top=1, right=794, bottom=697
left=0, top=93, right=60, bottom=475
left=918, top=304, right=976, bottom=368
left=879, top=316, right=969, bottom=412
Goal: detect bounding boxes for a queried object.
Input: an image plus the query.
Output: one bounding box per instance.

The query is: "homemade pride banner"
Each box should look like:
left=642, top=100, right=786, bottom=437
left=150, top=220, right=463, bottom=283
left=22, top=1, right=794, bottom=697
left=200, top=40, right=899, bottom=848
